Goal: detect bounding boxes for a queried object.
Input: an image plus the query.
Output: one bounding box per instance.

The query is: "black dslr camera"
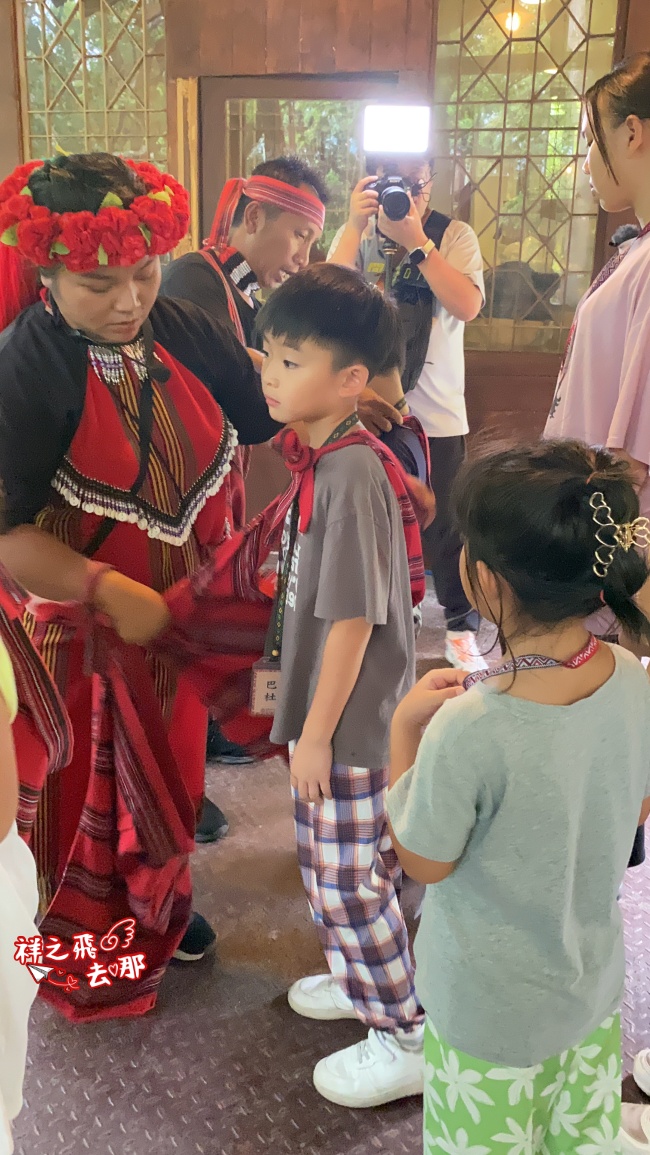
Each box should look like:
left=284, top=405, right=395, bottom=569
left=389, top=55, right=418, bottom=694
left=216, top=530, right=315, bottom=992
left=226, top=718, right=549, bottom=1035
left=367, top=174, right=411, bottom=222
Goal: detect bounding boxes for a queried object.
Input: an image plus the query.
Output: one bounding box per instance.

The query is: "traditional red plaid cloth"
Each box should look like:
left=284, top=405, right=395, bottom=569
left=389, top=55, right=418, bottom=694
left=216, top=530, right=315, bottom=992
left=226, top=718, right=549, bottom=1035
left=269, top=426, right=427, bottom=607
left=29, top=610, right=197, bottom=1020
left=1, top=499, right=282, bottom=1021
left=0, top=570, right=72, bottom=783
left=154, top=498, right=283, bottom=753
left=0, top=576, right=195, bottom=1018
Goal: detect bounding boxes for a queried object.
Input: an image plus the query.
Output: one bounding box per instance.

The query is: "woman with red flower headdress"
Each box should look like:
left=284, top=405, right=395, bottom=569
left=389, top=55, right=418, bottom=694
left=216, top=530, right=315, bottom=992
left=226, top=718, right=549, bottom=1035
left=0, top=152, right=282, bottom=1021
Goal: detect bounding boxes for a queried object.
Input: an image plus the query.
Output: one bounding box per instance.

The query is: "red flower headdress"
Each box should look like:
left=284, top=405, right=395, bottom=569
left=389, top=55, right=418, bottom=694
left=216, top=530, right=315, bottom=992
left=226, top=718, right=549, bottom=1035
left=0, top=158, right=189, bottom=273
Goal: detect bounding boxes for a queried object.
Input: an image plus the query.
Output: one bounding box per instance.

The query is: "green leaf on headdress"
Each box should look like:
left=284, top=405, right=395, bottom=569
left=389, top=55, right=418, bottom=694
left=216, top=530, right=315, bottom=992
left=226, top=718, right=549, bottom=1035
left=100, top=191, right=124, bottom=209
left=148, top=188, right=172, bottom=206
left=50, top=241, right=70, bottom=256
left=19, top=186, right=32, bottom=197
left=1, top=226, right=18, bottom=246
left=139, top=224, right=152, bottom=246
left=97, top=244, right=109, bottom=266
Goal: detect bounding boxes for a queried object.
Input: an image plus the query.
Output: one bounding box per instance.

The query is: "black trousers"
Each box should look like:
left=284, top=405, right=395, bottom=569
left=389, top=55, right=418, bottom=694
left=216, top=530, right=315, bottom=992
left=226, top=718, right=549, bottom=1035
left=421, top=434, right=477, bottom=632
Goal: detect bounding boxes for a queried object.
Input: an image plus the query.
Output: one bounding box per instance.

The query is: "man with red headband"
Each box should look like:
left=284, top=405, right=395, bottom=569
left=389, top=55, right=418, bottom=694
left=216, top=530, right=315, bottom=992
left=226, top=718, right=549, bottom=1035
left=0, top=152, right=281, bottom=1020
left=162, top=156, right=328, bottom=345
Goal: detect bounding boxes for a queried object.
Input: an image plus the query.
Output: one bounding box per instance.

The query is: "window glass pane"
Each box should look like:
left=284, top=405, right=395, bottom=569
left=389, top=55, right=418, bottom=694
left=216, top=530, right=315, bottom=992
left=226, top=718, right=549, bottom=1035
left=434, top=0, right=619, bottom=353
left=19, top=0, right=167, bottom=166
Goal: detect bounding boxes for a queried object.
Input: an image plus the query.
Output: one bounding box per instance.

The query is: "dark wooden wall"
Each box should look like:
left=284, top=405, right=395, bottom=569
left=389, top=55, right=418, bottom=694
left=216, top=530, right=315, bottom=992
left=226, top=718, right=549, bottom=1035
left=165, top=0, right=436, bottom=82
left=465, top=353, right=559, bottom=448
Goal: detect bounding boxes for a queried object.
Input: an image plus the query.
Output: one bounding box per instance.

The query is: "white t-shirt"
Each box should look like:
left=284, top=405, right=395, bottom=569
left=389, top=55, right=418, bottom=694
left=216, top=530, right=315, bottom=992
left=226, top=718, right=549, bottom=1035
left=328, top=217, right=485, bottom=438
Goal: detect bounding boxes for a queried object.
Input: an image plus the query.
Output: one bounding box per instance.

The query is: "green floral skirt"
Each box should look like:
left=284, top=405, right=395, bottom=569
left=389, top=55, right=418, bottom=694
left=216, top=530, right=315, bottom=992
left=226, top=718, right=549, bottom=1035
left=424, top=1013, right=621, bottom=1155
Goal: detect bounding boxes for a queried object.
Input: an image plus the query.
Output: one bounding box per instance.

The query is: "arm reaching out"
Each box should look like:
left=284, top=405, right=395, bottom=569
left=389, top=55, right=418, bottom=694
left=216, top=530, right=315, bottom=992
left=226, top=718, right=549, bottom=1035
left=290, top=617, right=373, bottom=802
left=389, top=668, right=465, bottom=788
left=0, top=525, right=170, bottom=645
left=0, top=525, right=95, bottom=604
left=387, top=668, right=465, bottom=884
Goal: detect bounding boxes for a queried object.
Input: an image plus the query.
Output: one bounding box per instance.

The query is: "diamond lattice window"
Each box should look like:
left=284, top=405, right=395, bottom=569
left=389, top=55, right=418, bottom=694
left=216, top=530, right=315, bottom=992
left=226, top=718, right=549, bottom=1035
left=434, top=0, right=619, bottom=353
left=17, top=0, right=167, bottom=166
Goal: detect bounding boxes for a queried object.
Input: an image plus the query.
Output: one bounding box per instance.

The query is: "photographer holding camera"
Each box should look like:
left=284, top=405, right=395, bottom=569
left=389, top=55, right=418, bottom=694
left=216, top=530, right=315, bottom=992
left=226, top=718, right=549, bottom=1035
left=328, top=158, right=486, bottom=673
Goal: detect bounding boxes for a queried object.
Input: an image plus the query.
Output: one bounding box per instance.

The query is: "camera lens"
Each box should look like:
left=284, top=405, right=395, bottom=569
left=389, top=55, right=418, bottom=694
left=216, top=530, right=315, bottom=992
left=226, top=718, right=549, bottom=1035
left=381, top=185, right=411, bottom=222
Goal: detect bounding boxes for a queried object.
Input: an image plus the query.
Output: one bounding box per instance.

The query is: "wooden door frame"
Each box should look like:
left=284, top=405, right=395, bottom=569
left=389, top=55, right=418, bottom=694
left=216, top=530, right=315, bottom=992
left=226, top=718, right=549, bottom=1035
left=199, top=72, right=430, bottom=241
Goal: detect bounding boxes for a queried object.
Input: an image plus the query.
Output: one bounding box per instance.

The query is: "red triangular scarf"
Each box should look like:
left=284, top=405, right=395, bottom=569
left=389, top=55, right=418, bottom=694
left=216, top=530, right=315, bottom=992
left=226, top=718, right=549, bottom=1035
left=270, top=427, right=426, bottom=607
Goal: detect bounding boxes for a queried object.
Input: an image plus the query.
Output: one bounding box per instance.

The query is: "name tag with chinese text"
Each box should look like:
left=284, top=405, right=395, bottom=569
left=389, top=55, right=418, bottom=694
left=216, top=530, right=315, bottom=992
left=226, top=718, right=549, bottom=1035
left=250, top=658, right=282, bottom=716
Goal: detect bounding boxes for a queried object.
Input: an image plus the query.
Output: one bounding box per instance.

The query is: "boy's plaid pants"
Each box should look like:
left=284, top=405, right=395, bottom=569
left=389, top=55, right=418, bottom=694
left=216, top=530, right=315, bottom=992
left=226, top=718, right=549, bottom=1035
left=292, top=758, right=422, bottom=1032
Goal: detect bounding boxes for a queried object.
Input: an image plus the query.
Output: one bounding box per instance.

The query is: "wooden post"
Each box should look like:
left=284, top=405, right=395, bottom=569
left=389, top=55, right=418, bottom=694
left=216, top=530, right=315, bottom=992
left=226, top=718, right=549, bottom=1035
left=2, top=2, right=24, bottom=173
left=169, top=77, right=200, bottom=255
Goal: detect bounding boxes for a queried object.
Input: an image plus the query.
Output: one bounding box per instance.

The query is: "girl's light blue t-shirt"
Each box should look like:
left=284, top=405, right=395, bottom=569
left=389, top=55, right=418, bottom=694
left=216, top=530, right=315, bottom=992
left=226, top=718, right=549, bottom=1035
left=387, top=645, right=650, bottom=1066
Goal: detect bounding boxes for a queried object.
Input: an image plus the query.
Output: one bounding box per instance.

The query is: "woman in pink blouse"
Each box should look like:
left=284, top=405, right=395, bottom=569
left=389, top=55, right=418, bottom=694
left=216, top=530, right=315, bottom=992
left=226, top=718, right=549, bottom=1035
left=546, top=54, right=650, bottom=1147
left=545, top=53, right=650, bottom=529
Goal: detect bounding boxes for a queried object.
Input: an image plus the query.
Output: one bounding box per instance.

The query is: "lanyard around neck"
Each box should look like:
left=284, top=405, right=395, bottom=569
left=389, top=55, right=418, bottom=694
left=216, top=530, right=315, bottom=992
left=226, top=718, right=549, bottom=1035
left=463, top=633, right=599, bottom=691
left=268, top=414, right=360, bottom=661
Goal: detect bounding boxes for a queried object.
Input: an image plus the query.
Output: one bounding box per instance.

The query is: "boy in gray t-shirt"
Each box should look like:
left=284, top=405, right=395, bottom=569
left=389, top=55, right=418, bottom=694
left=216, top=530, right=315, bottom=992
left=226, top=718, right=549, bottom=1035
left=256, top=264, right=427, bottom=1110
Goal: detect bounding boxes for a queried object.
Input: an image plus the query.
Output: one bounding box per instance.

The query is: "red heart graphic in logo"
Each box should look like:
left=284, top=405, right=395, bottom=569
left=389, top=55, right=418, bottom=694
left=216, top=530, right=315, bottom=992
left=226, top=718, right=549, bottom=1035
left=108, top=963, right=119, bottom=978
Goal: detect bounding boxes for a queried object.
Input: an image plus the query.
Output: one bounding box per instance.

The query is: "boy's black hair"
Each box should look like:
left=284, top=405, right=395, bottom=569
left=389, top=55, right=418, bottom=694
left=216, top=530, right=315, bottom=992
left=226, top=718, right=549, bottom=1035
left=255, top=263, right=404, bottom=378
left=231, top=156, right=329, bottom=228
left=454, top=439, right=650, bottom=649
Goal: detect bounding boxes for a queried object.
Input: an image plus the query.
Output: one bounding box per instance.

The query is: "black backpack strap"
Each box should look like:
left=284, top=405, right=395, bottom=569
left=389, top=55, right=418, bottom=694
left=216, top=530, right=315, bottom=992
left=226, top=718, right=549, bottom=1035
left=381, top=424, right=428, bottom=483
left=395, top=210, right=454, bottom=394
left=424, top=209, right=453, bottom=250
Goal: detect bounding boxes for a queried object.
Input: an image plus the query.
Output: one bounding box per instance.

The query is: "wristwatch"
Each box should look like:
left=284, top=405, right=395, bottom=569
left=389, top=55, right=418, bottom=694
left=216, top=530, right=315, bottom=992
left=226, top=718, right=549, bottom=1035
left=409, top=238, right=436, bottom=265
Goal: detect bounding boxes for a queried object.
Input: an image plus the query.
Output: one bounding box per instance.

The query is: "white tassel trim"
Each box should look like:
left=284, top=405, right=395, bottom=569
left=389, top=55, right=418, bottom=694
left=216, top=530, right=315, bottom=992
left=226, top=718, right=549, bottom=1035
left=53, top=423, right=239, bottom=547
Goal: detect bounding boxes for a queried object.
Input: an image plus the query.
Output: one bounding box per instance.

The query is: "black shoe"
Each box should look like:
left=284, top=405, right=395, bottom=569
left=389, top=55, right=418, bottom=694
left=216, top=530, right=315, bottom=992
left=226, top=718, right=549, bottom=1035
left=195, top=796, right=229, bottom=844
left=206, top=722, right=254, bottom=766
left=172, top=912, right=217, bottom=962
left=446, top=608, right=480, bottom=634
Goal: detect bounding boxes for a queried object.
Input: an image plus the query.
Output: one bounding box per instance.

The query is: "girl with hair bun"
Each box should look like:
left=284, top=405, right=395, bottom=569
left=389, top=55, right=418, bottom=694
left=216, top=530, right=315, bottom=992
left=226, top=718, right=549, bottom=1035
left=386, top=440, right=650, bottom=1154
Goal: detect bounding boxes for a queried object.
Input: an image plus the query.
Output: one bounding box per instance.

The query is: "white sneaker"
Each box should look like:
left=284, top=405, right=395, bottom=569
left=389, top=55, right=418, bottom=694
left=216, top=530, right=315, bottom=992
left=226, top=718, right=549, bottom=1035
left=634, top=1049, right=650, bottom=1096
left=621, top=1103, right=650, bottom=1151
left=287, top=974, right=357, bottom=1021
left=313, top=1025, right=424, bottom=1108
left=445, top=629, right=487, bottom=674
